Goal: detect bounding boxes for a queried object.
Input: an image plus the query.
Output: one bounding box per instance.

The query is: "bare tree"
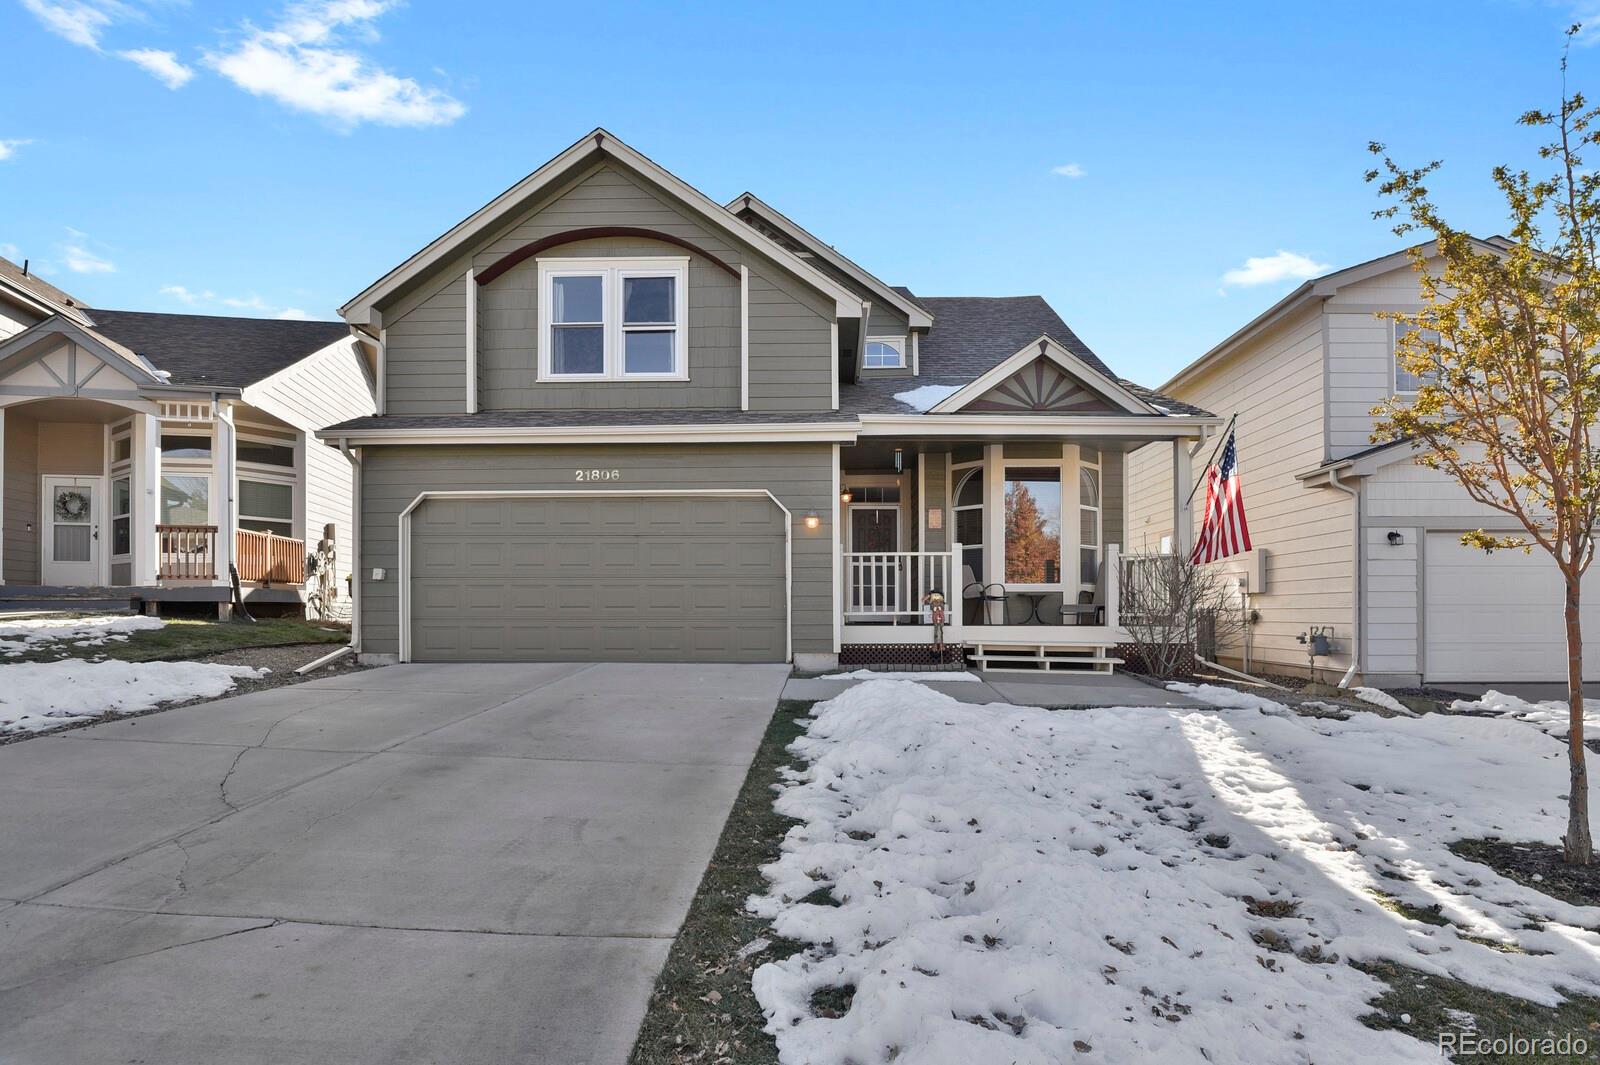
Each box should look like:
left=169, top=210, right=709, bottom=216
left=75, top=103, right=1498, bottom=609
left=1367, top=28, right=1598, bottom=864
left=1119, top=553, right=1246, bottom=679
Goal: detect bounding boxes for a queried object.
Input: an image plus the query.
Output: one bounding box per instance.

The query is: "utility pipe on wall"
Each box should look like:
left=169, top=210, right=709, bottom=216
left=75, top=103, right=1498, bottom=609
left=1327, top=467, right=1361, bottom=689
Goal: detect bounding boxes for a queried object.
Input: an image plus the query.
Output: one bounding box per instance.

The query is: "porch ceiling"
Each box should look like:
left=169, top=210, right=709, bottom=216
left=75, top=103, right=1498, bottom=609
left=8, top=397, right=137, bottom=424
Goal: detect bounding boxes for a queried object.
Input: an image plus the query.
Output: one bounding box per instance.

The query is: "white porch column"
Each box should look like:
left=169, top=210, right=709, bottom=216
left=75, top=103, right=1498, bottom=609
left=132, top=413, right=159, bottom=584
left=1172, top=438, right=1194, bottom=557
left=214, top=401, right=237, bottom=586
left=1104, top=542, right=1120, bottom=630
left=0, top=406, right=6, bottom=585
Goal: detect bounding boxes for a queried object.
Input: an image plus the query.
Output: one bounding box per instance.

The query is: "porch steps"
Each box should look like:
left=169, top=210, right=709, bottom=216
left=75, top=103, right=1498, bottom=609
left=966, top=642, right=1123, bottom=675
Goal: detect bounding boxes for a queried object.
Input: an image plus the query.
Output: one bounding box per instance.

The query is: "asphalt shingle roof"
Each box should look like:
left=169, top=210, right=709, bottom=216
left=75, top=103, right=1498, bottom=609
left=912, top=295, right=1117, bottom=379
left=0, top=255, right=85, bottom=313
left=86, top=309, right=348, bottom=388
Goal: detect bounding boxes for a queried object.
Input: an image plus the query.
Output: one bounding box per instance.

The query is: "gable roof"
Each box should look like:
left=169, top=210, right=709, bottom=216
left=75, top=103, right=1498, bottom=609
left=340, top=129, right=862, bottom=325
left=1162, top=236, right=1509, bottom=394
left=727, top=192, right=933, bottom=328
left=0, top=316, right=165, bottom=386
left=0, top=256, right=94, bottom=327
left=88, top=309, right=348, bottom=389
left=929, top=336, right=1161, bottom=416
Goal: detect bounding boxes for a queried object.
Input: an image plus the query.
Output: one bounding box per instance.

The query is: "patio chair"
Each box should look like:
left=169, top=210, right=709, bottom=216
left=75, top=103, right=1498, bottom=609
left=1061, top=560, right=1106, bottom=626
left=962, top=565, right=1007, bottom=626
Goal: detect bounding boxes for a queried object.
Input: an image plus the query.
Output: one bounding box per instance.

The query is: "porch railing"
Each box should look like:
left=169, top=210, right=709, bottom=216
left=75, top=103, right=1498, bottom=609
left=843, top=549, right=958, bottom=619
left=236, top=529, right=305, bottom=585
left=156, top=524, right=217, bottom=581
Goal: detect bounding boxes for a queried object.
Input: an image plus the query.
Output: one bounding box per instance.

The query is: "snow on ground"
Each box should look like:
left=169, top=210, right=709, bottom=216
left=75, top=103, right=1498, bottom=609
left=0, top=614, right=166, bottom=657
left=891, top=384, right=962, bottom=412
left=1449, top=688, right=1600, bottom=740
left=750, top=680, right=1600, bottom=1065
left=1349, top=686, right=1418, bottom=715
left=819, top=670, right=982, bottom=683
left=0, top=659, right=265, bottom=735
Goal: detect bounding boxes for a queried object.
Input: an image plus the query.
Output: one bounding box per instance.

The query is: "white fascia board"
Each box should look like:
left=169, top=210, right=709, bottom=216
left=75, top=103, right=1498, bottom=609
left=319, top=421, right=861, bottom=447
left=341, top=129, right=863, bottom=324
left=928, top=335, right=1160, bottom=415
left=858, top=413, right=1220, bottom=438
left=727, top=192, right=934, bottom=328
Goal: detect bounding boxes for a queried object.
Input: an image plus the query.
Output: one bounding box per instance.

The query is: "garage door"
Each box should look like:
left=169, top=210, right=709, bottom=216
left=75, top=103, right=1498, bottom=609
left=1424, top=532, right=1600, bottom=681
left=407, top=493, right=787, bottom=663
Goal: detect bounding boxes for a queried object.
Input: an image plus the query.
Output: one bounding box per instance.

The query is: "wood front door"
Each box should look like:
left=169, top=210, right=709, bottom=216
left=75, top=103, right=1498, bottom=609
left=42, top=475, right=102, bottom=586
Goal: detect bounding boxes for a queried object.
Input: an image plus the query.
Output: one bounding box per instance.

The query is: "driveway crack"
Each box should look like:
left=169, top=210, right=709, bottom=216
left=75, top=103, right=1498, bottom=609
left=0, top=914, right=280, bottom=995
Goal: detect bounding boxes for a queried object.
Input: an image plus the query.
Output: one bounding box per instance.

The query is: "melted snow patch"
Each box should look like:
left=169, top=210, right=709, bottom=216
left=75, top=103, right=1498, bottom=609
left=1449, top=688, right=1600, bottom=739
left=750, top=679, right=1600, bottom=1064
left=0, top=659, right=265, bottom=735
left=820, top=670, right=982, bottom=682
left=0, top=614, right=165, bottom=657
left=891, top=384, right=962, bottom=412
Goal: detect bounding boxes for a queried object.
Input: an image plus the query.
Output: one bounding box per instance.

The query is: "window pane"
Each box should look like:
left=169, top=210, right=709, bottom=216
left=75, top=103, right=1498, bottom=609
left=240, top=518, right=294, bottom=536
left=1080, top=508, right=1099, bottom=547
left=624, top=330, right=675, bottom=374
left=1394, top=326, right=1440, bottom=392
left=865, top=341, right=902, bottom=368
left=161, top=475, right=209, bottom=524
left=955, top=469, right=983, bottom=507
left=623, top=276, right=674, bottom=324
left=112, top=516, right=130, bottom=556
left=552, top=275, right=602, bottom=323
left=1081, top=547, right=1098, bottom=585
left=238, top=441, right=295, bottom=467
left=1079, top=467, right=1100, bottom=508
left=240, top=479, right=293, bottom=521
left=955, top=506, right=983, bottom=545
left=1004, top=467, right=1061, bottom=584
left=552, top=325, right=604, bottom=374
left=161, top=434, right=211, bottom=459
left=112, top=477, right=130, bottom=517
left=112, top=437, right=131, bottom=463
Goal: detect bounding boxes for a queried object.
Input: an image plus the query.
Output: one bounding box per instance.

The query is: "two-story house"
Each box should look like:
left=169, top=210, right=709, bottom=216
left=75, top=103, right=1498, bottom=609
left=322, top=129, right=1219, bottom=671
left=0, top=256, right=375, bottom=616
left=1127, top=239, right=1593, bottom=686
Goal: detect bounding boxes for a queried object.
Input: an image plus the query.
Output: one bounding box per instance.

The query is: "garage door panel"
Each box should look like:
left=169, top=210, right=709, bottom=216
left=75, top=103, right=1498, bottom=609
left=409, top=495, right=787, bottom=663
left=1424, top=533, right=1600, bottom=681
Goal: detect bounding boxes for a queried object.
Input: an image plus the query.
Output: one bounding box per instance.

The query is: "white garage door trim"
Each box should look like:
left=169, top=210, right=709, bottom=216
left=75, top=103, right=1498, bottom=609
left=397, top=489, right=793, bottom=664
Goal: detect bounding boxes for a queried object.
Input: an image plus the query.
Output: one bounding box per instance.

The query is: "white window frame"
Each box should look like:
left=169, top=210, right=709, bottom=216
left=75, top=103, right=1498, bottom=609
left=1392, top=320, right=1439, bottom=396
left=108, top=420, right=133, bottom=562
left=864, top=335, right=907, bottom=369
left=1000, top=458, right=1067, bottom=592
left=235, top=428, right=300, bottom=540
left=159, top=422, right=216, bottom=527
left=536, top=256, right=690, bottom=382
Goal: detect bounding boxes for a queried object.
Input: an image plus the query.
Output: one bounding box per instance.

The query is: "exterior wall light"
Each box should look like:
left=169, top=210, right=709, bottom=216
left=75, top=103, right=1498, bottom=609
left=840, top=487, right=853, bottom=504
left=1386, top=531, right=1405, bottom=546
left=803, top=511, right=821, bottom=530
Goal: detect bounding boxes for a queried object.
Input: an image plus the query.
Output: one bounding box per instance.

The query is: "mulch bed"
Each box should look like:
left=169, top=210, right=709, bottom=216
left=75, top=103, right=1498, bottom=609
left=1450, top=838, right=1600, bottom=910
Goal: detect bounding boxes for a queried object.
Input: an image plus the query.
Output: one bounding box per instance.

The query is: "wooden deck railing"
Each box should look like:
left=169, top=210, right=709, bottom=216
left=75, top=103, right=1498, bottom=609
left=236, top=528, right=305, bottom=585
left=156, top=524, right=217, bottom=580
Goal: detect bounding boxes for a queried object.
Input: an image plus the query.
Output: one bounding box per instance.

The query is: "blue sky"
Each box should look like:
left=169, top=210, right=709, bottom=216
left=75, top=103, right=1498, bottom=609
left=0, top=0, right=1591, bottom=385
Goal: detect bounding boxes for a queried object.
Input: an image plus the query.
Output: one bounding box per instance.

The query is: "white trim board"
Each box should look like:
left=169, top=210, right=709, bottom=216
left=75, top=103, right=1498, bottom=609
left=396, top=488, right=793, bottom=665
left=928, top=335, right=1160, bottom=416
left=322, top=421, right=859, bottom=447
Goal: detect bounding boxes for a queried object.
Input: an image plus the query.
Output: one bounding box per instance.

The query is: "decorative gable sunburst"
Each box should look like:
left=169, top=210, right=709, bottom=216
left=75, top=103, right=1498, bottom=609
left=963, top=357, right=1118, bottom=414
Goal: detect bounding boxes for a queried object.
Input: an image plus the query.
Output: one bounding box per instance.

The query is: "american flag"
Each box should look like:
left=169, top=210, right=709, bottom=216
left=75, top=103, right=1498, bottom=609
left=1190, top=429, right=1252, bottom=565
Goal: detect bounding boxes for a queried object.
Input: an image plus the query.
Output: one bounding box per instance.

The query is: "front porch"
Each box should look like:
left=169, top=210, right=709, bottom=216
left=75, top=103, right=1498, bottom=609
left=835, top=432, right=1201, bottom=673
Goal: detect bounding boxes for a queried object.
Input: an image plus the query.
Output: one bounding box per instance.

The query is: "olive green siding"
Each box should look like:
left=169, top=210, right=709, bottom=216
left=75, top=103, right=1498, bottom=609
left=357, top=443, right=837, bottom=658
left=922, top=451, right=949, bottom=552
left=379, top=163, right=838, bottom=416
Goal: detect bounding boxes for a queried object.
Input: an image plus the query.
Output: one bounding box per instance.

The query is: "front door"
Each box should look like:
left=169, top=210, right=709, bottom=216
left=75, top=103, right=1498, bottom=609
left=848, top=506, right=901, bottom=613
left=42, top=476, right=102, bottom=586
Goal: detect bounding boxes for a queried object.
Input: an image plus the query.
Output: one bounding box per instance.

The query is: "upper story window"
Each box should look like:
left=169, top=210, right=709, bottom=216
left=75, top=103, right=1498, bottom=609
left=537, top=257, right=689, bottom=381
left=1392, top=322, right=1441, bottom=394
left=864, top=336, right=906, bottom=369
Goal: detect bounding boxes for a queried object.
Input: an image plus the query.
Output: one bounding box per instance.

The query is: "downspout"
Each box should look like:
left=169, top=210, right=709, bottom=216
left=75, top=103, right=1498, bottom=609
left=297, top=437, right=362, bottom=674
left=1327, top=467, right=1361, bottom=688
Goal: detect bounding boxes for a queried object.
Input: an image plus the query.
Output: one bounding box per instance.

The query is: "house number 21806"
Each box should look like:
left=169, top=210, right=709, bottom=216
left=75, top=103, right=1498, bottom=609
left=574, top=468, right=621, bottom=482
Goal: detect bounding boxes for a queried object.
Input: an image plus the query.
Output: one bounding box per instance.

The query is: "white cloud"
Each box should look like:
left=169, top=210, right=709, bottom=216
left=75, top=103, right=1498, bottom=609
left=275, top=307, right=312, bottom=320
left=159, top=283, right=201, bottom=303
left=0, top=139, right=33, bottom=162
left=1050, top=162, right=1086, bottom=178
left=160, top=284, right=319, bottom=319
left=1219, top=250, right=1330, bottom=290
left=205, top=0, right=465, bottom=129
left=0, top=243, right=19, bottom=260
left=19, top=0, right=117, bottom=50
left=219, top=293, right=269, bottom=310
left=63, top=244, right=115, bottom=274
left=118, top=47, right=194, bottom=88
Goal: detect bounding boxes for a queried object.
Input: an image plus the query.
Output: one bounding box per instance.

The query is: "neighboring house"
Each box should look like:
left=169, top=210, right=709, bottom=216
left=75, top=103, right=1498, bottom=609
left=0, top=257, right=376, bottom=613
left=322, top=129, right=1218, bottom=670
left=1127, top=239, right=1590, bottom=686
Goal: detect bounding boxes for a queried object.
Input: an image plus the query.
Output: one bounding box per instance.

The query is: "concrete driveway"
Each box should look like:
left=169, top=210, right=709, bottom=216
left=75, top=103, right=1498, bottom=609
left=0, top=661, right=788, bottom=1065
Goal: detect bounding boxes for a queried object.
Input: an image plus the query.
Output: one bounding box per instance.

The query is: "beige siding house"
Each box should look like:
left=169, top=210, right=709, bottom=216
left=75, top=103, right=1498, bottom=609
left=323, top=129, right=1218, bottom=670
left=0, top=259, right=375, bottom=615
left=1128, top=240, right=1590, bottom=685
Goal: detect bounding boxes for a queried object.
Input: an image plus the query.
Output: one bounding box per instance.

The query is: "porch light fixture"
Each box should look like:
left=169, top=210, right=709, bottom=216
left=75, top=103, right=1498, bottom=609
left=1386, top=531, right=1404, bottom=546
left=802, top=511, right=822, bottom=530
left=839, top=487, right=853, bottom=504
left=894, top=448, right=903, bottom=473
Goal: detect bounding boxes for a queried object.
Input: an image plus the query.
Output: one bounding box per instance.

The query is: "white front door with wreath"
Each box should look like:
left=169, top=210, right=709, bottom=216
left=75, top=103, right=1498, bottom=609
left=42, top=476, right=102, bottom=586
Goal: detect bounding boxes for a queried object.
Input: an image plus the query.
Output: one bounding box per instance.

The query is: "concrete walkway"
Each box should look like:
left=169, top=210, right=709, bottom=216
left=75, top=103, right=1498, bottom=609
left=782, top=669, right=1208, bottom=708
left=0, top=662, right=788, bottom=1065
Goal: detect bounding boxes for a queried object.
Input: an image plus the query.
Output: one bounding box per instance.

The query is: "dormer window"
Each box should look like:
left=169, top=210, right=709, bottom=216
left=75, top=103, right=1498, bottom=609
left=538, top=257, right=689, bottom=381
left=864, top=336, right=906, bottom=369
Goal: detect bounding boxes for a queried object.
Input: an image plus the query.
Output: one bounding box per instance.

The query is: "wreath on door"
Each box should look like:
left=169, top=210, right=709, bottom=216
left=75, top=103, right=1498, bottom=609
left=54, top=489, right=90, bottom=522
